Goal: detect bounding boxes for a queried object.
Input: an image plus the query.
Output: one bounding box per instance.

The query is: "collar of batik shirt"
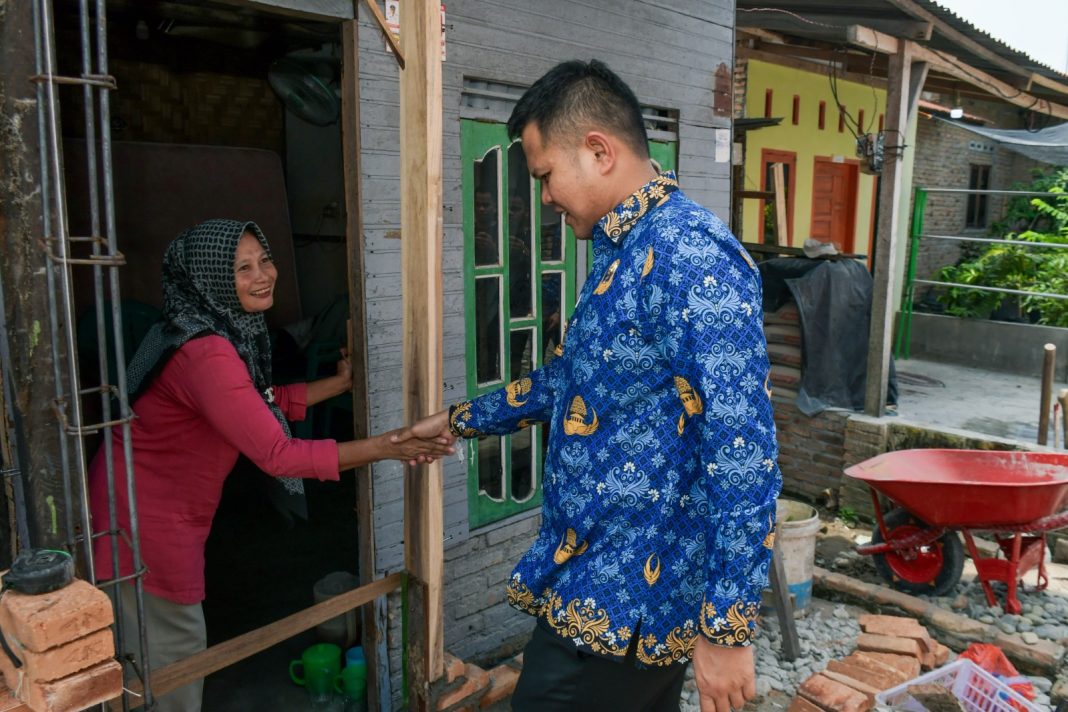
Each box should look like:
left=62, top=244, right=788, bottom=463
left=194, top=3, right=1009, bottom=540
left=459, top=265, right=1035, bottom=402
left=596, top=171, right=679, bottom=245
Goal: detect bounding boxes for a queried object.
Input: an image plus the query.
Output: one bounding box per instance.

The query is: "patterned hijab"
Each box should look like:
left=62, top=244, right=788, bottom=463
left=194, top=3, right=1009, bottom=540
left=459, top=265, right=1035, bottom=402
left=126, top=219, right=304, bottom=499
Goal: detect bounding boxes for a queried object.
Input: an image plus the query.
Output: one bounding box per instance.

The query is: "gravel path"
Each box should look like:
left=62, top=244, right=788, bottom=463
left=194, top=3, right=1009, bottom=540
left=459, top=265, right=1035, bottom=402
left=675, top=519, right=1066, bottom=711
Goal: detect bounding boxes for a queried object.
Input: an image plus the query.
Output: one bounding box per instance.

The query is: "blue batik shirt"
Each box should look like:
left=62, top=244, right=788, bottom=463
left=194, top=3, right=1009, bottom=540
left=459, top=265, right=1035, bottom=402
left=450, top=172, right=782, bottom=666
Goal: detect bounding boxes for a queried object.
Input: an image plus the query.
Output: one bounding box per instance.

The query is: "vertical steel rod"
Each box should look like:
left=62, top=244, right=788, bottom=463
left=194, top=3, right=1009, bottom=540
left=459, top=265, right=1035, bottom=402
left=92, top=0, right=154, bottom=703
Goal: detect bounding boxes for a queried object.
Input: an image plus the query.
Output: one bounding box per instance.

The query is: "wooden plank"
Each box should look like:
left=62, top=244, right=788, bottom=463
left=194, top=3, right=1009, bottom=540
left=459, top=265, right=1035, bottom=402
left=340, top=19, right=386, bottom=712
left=772, top=163, right=789, bottom=248
left=1039, top=344, right=1056, bottom=446
left=864, top=44, right=916, bottom=417
left=214, top=0, right=354, bottom=21
left=846, top=26, right=1068, bottom=121
left=769, top=541, right=801, bottom=661
left=361, top=0, right=405, bottom=69
left=399, top=0, right=445, bottom=704
left=740, top=13, right=930, bottom=41
left=737, top=47, right=888, bottom=90
left=123, top=573, right=404, bottom=700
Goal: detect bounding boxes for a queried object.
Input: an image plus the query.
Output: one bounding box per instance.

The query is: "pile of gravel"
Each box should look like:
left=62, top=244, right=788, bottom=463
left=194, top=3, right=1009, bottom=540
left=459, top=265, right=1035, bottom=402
left=679, top=604, right=860, bottom=711
left=678, top=601, right=1057, bottom=711
left=828, top=546, right=1068, bottom=645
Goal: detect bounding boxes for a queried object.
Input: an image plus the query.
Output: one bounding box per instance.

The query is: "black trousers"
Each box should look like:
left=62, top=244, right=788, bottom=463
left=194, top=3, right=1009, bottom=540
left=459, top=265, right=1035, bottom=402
left=512, top=620, right=689, bottom=712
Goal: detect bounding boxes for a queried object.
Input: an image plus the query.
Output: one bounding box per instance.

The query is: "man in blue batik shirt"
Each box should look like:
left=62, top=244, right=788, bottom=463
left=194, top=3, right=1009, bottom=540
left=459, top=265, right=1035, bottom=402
left=401, top=60, right=782, bottom=712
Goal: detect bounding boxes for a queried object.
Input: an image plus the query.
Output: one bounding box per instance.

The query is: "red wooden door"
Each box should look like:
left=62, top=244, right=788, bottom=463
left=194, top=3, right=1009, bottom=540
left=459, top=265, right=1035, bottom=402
left=810, top=159, right=858, bottom=253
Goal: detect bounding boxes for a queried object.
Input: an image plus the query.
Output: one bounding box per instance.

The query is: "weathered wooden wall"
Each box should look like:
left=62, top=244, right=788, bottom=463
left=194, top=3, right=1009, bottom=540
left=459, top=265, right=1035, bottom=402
left=353, top=0, right=736, bottom=706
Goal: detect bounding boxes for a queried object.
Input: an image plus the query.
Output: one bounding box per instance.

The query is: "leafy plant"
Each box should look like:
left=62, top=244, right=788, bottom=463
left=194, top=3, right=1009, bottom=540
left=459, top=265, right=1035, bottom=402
left=936, top=168, right=1068, bottom=326
left=836, top=506, right=858, bottom=527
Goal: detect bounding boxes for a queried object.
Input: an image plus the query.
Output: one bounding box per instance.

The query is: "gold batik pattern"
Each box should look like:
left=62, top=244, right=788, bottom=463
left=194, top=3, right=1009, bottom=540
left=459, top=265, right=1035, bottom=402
left=448, top=401, right=481, bottom=437
left=506, top=578, right=702, bottom=667
left=599, top=173, right=679, bottom=243
left=700, top=597, right=758, bottom=646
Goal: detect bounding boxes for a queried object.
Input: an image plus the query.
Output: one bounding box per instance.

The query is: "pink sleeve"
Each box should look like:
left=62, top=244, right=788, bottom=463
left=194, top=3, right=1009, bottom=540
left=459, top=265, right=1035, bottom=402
left=170, top=337, right=339, bottom=481
left=272, top=383, right=308, bottom=422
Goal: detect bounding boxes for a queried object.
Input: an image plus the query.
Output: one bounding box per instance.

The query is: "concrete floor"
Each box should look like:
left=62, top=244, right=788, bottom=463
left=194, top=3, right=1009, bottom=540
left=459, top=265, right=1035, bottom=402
left=893, top=357, right=1068, bottom=445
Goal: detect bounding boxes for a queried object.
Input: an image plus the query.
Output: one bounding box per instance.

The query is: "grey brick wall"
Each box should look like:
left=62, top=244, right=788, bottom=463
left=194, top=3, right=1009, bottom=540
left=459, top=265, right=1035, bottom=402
left=909, top=98, right=1046, bottom=303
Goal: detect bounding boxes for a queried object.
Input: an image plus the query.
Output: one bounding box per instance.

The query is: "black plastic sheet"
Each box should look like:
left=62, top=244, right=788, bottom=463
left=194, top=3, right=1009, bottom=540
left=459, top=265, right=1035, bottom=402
left=759, top=257, right=897, bottom=415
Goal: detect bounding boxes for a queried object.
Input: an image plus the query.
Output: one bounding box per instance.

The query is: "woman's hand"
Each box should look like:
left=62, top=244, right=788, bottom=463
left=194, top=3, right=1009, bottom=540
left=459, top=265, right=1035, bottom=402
left=380, top=427, right=454, bottom=466
left=306, top=348, right=353, bottom=407
left=335, top=348, right=353, bottom=388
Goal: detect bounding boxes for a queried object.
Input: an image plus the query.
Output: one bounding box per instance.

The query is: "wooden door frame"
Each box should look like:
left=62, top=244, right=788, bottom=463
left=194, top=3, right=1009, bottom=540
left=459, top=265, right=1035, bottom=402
left=758, top=148, right=797, bottom=245
left=810, top=156, right=860, bottom=254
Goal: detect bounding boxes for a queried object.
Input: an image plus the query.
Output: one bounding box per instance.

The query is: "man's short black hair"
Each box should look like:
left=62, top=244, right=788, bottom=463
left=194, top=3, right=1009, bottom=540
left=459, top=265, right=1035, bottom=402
left=507, top=60, right=650, bottom=158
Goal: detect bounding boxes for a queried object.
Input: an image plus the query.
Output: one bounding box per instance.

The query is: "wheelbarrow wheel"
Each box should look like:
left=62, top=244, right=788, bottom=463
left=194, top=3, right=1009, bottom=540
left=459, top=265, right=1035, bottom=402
left=871, top=508, right=964, bottom=596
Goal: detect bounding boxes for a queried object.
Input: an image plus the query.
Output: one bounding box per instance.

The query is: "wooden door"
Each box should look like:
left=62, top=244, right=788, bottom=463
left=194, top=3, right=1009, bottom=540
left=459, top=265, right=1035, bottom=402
left=810, top=159, right=858, bottom=253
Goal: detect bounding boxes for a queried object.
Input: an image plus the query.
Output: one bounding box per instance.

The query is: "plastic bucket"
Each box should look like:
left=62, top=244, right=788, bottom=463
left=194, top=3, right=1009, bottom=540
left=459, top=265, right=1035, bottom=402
left=313, top=571, right=360, bottom=648
left=775, top=499, right=820, bottom=609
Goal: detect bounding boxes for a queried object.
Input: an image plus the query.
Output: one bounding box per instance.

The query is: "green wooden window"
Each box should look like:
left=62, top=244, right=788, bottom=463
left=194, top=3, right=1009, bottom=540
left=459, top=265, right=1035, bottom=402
left=462, top=120, right=578, bottom=528
left=461, top=123, right=678, bottom=528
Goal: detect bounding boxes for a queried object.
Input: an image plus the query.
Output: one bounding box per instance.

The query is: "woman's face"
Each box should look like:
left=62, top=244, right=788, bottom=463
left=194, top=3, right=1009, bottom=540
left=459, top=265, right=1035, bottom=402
left=233, top=232, right=278, bottom=313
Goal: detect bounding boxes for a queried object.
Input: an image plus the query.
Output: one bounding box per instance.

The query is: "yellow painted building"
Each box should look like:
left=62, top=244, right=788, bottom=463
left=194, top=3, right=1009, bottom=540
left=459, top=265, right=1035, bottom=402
left=741, top=58, right=887, bottom=258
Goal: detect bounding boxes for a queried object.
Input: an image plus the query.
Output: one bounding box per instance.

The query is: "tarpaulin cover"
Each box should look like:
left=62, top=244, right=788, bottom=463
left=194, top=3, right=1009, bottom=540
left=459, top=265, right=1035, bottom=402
left=759, top=257, right=897, bottom=416
left=935, top=117, right=1068, bottom=165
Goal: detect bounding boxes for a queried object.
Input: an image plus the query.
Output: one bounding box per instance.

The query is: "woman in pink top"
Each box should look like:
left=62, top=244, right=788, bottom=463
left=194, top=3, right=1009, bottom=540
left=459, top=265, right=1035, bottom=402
left=88, top=219, right=451, bottom=712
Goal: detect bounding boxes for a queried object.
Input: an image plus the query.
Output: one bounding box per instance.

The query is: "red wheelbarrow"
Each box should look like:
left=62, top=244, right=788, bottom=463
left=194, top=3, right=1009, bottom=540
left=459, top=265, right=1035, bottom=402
left=844, top=449, right=1068, bottom=614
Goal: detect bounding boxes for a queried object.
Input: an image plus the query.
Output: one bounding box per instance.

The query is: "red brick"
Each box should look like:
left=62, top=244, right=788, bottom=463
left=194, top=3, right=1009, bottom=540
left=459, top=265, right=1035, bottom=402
left=436, top=664, right=489, bottom=711
left=853, top=651, right=921, bottom=680
left=820, top=670, right=879, bottom=704
left=827, top=659, right=903, bottom=690
left=444, top=653, right=465, bottom=684
left=479, top=664, right=519, bottom=709
left=0, top=685, right=30, bottom=711
left=787, top=697, right=823, bottom=712
left=797, top=674, right=872, bottom=712
left=856, top=633, right=924, bottom=661
left=0, top=656, right=122, bottom=712
left=0, top=580, right=113, bottom=653
left=1, top=627, right=114, bottom=684
left=858, top=614, right=930, bottom=639
left=858, top=615, right=946, bottom=669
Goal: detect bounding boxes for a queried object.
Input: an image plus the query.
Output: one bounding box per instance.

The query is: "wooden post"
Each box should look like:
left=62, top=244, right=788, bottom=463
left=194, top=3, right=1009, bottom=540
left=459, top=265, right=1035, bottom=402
left=339, top=19, right=388, bottom=712
left=1059, top=389, right=1068, bottom=449
left=399, top=0, right=444, bottom=706
left=0, top=0, right=71, bottom=556
left=771, top=162, right=789, bottom=247
left=1038, top=344, right=1056, bottom=446
left=864, top=45, right=928, bottom=416
left=769, top=541, right=800, bottom=661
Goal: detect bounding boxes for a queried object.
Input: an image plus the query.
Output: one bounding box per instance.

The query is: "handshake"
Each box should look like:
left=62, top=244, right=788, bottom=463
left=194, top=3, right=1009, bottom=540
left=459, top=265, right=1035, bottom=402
left=384, top=410, right=457, bottom=466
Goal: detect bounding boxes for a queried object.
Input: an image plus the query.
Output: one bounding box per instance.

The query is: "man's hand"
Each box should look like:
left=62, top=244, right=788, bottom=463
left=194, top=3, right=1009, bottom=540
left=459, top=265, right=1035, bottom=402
left=395, top=409, right=457, bottom=441
left=693, top=636, right=755, bottom=712
left=390, top=410, right=455, bottom=466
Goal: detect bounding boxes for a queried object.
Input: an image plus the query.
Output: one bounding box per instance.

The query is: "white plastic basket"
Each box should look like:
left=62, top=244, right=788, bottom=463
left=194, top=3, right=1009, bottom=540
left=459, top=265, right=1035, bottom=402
left=875, top=659, right=1042, bottom=712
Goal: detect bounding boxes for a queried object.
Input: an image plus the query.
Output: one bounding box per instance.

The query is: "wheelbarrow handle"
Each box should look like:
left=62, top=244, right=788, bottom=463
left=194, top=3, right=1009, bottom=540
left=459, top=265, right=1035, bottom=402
left=974, top=508, right=1068, bottom=535
left=856, top=526, right=946, bottom=556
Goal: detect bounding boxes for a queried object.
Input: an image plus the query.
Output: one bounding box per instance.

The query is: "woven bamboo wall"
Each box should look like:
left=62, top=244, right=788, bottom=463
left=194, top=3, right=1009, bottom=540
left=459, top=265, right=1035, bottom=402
left=62, top=58, right=284, bottom=153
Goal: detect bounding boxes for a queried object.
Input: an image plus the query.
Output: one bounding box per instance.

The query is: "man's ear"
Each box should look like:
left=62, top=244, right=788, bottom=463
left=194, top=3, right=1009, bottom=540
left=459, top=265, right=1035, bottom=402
left=584, top=131, right=616, bottom=175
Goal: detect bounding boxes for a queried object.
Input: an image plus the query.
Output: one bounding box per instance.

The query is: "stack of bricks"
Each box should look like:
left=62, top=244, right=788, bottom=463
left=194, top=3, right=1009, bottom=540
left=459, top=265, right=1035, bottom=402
left=789, top=614, right=952, bottom=712
left=0, top=579, right=123, bottom=712
left=433, top=651, right=522, bottom=712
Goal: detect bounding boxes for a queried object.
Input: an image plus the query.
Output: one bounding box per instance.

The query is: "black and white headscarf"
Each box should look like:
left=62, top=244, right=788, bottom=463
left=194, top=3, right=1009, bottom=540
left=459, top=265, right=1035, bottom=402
left=127, top=219, right=304, bottom=500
